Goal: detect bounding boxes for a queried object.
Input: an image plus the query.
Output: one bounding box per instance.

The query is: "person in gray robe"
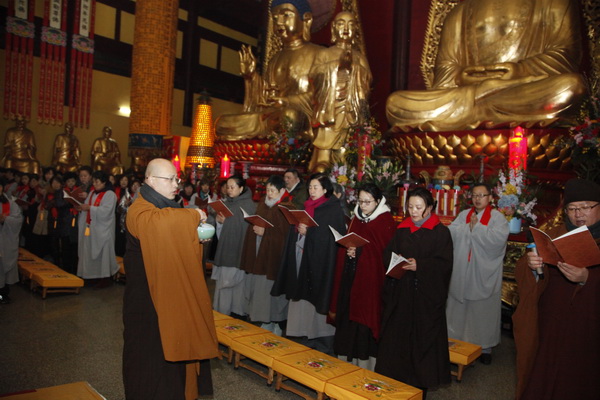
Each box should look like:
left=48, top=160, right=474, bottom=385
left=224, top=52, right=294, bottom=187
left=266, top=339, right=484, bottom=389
left=446, top=183, right=509, bottom=364
left=0, top=179, right=23, bottom=304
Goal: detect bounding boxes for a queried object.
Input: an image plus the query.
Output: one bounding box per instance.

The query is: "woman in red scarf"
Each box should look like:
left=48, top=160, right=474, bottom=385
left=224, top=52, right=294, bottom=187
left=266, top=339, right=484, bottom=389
left=271, top=173, right=346, bottom=355
left=375, top=187, right=453, bottom=397
left=329, top=183, right=396, bottom=370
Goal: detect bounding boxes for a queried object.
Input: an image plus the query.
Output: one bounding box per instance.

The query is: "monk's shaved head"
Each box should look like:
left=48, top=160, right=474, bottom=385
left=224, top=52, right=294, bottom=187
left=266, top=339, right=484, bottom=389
left=145, top=158, right=179, bottom=199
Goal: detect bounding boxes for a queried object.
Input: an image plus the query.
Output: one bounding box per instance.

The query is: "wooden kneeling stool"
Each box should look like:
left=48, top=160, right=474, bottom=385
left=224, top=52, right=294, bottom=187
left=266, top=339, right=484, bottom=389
left=448, top=338, right=482, bottom=382
left=213, top=318, right=269, bottom=363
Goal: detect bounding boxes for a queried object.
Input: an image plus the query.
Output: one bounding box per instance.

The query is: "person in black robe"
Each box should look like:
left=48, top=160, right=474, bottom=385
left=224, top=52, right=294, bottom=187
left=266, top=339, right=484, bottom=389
left=272, top=173, right=346, bottom=354
left=376, top=187, right=453, bottom=396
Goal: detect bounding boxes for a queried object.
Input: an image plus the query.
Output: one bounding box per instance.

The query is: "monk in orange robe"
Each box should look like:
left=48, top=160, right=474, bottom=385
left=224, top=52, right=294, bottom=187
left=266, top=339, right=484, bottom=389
left=123, top=158, right=218, bottom=400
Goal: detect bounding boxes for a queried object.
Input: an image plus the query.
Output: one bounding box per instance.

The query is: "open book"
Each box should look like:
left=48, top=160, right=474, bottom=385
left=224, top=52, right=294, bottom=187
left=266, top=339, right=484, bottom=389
left=329, top=226, right=369, bottom=248
left=530, top=226, right=600, bottom=268
left=63, top=190, right=82, bottom=207
left=241, top=207, right=274, bottom=228
left=208, top=199, right=233, bottom=218
left=386, top=252, right=410, bottom=279
left=195, top=196, right=209, bottom=208
left=278, top=205, right=318, bottom=227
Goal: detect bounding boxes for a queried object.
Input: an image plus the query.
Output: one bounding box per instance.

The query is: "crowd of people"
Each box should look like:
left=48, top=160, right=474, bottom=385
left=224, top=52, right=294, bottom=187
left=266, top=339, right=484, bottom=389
left=2, top=161, right=599, bottom=399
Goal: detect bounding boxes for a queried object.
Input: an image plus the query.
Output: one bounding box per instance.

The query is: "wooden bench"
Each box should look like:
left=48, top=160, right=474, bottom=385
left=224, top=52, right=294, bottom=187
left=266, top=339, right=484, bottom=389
left=0, top=381, right=105, bottom=400
left=325, top=368, right=423, bottom=400
left=448, top=338, right=482, bottom=382
left=272, top=349, right=360, bottom=400
left=30, top=270, right=83, bottom=299
left=231, top=332, right=310, bottom=385
left=18, top=261, right=62, bottom=286
left=213, top=318, right=269, bottom=363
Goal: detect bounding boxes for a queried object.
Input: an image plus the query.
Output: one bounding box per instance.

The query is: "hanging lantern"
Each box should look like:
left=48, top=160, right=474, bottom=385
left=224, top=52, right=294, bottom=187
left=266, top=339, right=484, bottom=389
left=185, top=91, right=215, bottom=170
left=509, top=126, right=528, bottom=171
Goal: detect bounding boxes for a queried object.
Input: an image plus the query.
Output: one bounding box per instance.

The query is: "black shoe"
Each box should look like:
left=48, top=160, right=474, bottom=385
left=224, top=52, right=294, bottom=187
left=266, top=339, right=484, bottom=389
left=480, top=353, right=492, bottom=365
left=0, top=294, right=11, bottom=304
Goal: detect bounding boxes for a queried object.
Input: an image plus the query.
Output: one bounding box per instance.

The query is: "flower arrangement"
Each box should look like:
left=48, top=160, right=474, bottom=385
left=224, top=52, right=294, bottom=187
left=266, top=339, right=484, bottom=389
left=344, top=117, right=384, bottom=167
left=494, top=169, right=538, bottom=224
left=362, top=157, right=404, bottom=199
left=555, top=78, right=600, bottom=182
left=267, top=117, right=311, bottom=166
left=329, top=163, right=357, bottom=204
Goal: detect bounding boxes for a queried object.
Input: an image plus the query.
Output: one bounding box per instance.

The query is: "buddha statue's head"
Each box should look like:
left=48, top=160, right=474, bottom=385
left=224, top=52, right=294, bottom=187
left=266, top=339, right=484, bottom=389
left=65, top=122, right=74, bottom=135
left=103, top=126, right=113, bottom=138
left=331, top=11, right=357, bottom=46
left=271, top=0, right=312, bottom=43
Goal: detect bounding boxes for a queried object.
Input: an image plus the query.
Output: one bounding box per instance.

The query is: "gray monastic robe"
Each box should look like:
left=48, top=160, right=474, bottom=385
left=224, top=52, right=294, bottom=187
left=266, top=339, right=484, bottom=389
left=77, top=189, right=118, bottom=279
left=446, top=206, right=509, bottom=349
left=1, top=195, right=23, bottom=287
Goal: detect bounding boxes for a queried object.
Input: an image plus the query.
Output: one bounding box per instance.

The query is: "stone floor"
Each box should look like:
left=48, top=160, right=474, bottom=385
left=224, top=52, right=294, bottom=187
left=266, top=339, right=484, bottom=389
left=0, top=280, right=517, bottom=399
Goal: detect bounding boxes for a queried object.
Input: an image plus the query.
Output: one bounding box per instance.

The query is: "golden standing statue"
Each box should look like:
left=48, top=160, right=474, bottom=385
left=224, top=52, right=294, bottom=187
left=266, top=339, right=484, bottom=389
left=52, top=122, right=81, bottom=173
left=387, top=0, right=586, bottom=132
left=309, top=11, right=372, bottom=172
left=91, top=126, right=124, bottom=175
left=1, top=118, right=41, bottom=174
left=215, top=0, right=322, bottom=141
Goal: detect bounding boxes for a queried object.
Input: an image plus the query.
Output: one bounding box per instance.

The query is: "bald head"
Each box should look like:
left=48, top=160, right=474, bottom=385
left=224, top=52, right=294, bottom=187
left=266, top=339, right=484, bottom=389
left=145, top=158, right=179, bottom=199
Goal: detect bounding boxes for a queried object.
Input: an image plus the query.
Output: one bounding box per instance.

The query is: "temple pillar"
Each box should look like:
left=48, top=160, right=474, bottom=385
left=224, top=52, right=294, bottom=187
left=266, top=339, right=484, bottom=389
left=129, top=0, right=178, bottom=137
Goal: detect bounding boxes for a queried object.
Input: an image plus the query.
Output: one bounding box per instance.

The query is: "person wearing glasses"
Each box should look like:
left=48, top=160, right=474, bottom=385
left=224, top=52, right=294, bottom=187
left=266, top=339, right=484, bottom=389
left=513, top=178, right=600, bottom=400
left=446, top=183, right=509, bottom=365
left=329, top=183, right=396, bottom=370
left=123, top=158, right=218, bottom=399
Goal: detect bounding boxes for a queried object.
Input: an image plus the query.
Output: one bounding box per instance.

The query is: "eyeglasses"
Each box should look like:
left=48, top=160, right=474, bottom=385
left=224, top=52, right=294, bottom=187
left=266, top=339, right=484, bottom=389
left=152, top=176, right=182, bottom=185
left=357, top=200, right=374, bottom=205
left=471, top=193, right=490, bottom=199
left=565, top=203, right=599, bottom=214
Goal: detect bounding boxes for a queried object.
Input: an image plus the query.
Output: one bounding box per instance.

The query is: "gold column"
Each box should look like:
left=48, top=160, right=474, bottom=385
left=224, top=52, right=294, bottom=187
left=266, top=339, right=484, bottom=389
left=129, top=0, right=179, bottom=136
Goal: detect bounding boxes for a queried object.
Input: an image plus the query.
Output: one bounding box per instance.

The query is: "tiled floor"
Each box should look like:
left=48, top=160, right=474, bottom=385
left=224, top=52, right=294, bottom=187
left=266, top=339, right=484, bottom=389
left=0, top=280, right=517, bottom=399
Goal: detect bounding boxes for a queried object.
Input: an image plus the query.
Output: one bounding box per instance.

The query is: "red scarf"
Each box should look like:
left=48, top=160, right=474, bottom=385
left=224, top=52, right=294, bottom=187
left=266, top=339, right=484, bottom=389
left=85, top=189, right=107, bottom=225
left=1, top=200, right=9, bottom=216
left=398, top=213, right=441, bottom=233
left=466, top=205, right=492, bottom=226
left=304, top=195, right=328, bottom=218
left=277, top=191, right=293, bottom=205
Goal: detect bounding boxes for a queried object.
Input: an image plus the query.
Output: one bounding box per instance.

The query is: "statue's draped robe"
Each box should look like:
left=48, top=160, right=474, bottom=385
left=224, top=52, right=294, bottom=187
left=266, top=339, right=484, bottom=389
left=387, top=0, right=585, bottom=131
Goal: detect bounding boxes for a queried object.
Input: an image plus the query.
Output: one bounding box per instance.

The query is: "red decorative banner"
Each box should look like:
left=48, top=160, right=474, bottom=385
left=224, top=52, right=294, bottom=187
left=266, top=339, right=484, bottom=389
left=38, top=0, right=68, bottom=125
left=68, top=0, right=95, bottom=128
left=3, top=0, right=35, bottom=121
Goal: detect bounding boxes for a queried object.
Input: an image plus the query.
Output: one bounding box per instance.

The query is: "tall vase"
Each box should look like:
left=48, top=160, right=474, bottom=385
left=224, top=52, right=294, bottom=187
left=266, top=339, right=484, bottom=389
left=508, top=217, right=522, bottom=234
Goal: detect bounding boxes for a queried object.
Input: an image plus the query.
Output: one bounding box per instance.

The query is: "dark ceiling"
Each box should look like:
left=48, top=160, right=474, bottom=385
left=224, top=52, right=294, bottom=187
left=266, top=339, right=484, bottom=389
left=182, top=0, right=266, bottom=38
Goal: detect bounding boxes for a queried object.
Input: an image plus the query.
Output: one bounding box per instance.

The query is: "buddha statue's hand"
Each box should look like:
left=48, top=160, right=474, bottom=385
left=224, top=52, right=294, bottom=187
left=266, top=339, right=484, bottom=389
left=264, top=96, right=289, bottom=108
left=459, top=65, right=505, bottom=85
left=239, top=45, right=256, bottom=80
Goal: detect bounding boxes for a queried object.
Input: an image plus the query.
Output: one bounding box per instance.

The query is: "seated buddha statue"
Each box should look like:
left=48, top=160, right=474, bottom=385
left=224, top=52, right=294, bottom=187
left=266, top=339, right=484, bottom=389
left=1, top=118, right=41, bottom=174
left=52, top=122, right=82, bottom=173
left=309, top=11, right=372, bottom=172
left=386, top=0, right=587, bottom=132
left=215, top=0, right=322, bottom=141
left=91, top=126, right=124, bottom=176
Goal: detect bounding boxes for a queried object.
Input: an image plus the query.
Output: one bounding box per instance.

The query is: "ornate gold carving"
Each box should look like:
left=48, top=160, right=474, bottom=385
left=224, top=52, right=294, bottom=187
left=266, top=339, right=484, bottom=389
left=582, top=0, right=600, bottom=89
left=420, top=0, right=460, bottom=89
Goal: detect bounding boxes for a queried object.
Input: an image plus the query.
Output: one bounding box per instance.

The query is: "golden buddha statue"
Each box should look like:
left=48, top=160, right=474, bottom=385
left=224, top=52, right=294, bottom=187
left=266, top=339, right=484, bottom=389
left=309, top=11, right=372, bottom=172
left=215, top=0, right=322, bottom=141
left=52, top=122, right=81, bottom=173
left=1, top=118, right=41, bottom=174
left=386, top=0, right=586, bottom=132
left=91, top=126, right=124, bottom=175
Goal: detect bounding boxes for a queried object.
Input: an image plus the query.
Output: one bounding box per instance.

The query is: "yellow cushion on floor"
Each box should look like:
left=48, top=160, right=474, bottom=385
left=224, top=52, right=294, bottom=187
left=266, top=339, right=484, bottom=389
left=272, top=349, right=361, bottom=393
left=231, top=333, right=310, bottom=368
left=325, top=368, right=423, bottom=400
left=212, top=310, right=234, bottom=321
left=448, top=338, right=482, bottom=366
left=31, top=271, right=84, bottom=288
left=213, top=319, right=269, bottom=347
left=0, top=381, right=105, bottom=399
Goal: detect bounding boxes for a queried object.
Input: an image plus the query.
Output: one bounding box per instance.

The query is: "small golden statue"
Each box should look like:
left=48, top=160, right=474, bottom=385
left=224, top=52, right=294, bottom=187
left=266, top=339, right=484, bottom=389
left=386, top=0, right=586, bottom=132
left=309, top=11, right=372, bottom=172
left=215, top=0, right=322, bottom=141
left=52, top=122, right=81, bottom=173
left=1, top=118, right=41, bottom=174
left=420, top=165, right=464, bottom=188
left=91, top=126, right=124, bottom=175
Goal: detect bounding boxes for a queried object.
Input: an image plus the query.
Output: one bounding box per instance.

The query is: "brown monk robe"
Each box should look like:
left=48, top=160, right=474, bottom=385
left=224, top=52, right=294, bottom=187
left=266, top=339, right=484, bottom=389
left=124, top=177, right=219, bottom=400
